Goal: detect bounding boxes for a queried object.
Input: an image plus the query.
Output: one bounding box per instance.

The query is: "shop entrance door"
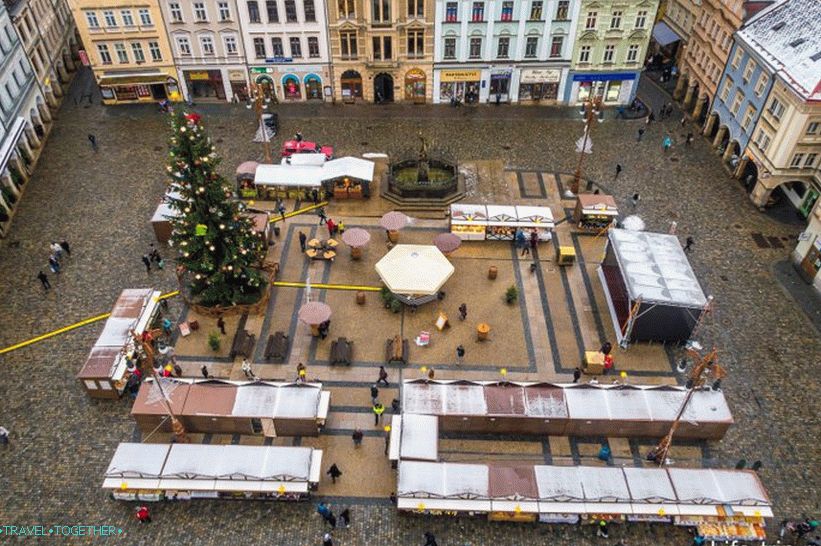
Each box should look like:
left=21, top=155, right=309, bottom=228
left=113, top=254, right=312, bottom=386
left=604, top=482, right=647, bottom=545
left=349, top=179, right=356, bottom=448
left=374, top=73, right=394, bottom=103
left=489, top=75, right=510, bottom=102
left=150, top=84, right=167, bottom=99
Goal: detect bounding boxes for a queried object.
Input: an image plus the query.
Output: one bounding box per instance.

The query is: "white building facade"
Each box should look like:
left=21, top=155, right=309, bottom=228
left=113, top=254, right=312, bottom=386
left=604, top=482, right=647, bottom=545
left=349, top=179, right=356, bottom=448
left=161, top=0, right=250, bottom=102
left=237, top=0, right=332, bottom=101
left=432, top=0, right=580, bottom=104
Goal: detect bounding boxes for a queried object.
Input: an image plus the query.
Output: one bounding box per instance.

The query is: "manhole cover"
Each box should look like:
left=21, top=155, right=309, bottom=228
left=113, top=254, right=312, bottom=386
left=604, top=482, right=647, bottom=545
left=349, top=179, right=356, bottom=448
left=360, top=142, right=369, bottom=146
left=733, top=224, right=742, bottom=229
left=670, top=157, right=679, bottom=162
left=501, top=145, right=512, bottom=150
left=153, top=146, right=162, bottom=152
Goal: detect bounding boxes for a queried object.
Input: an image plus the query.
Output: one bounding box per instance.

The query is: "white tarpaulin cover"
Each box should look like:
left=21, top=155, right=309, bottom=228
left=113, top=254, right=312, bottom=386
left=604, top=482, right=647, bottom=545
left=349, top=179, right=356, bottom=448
left=376, top=245, right=455, bottom=296
left=608, top=229, right=707, bottom=308
left=400, top=414, right=439, bottom=461
left=105, top=443, right=170, bottom=478
left=398, top=461, right=489, bottom=498
left=255, top=156, right=375, bottom=187
left=231, top=385, right=321, bottom=419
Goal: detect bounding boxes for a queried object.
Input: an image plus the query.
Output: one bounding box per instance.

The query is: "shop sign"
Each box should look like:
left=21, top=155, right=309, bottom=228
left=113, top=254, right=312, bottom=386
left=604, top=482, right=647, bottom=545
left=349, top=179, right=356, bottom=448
left=491, top=69, right=513, bottom=77
left=440, top=69, right=482, bottom=82
left=572, top=72, right=637, bottom=82
left=187, top=71, right=210, bottom=81
left=251, top=67, right=273, bottom=74
left=265, top=57, right=293, bottom=63
left=521, top=68, right=561, bottom=84
left=228, top=70, right=246, bottom=81
left=406, top=68, right=426, bottom=80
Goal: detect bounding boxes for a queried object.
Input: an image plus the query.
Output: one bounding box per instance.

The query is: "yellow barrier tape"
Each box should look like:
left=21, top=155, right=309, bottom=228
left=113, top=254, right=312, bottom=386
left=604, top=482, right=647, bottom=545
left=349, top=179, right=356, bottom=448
left=269, top=201, right=329, bottom=223
left=0, top=291, right=182, bottom=356
left=273, top=281, right=381, bottom=292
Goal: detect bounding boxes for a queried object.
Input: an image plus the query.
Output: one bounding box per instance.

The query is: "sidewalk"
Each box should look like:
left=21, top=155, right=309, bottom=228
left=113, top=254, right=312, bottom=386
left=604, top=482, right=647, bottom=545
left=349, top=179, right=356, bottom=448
left=771, top=259, right=821, bottom=333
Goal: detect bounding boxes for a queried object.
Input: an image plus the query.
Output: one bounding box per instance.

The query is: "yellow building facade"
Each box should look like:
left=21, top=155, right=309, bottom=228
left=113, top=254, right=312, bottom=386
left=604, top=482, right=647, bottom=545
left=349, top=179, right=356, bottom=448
left=68, top=0, right=179, bottom=104
left=328, top=0, right=435, bottom=103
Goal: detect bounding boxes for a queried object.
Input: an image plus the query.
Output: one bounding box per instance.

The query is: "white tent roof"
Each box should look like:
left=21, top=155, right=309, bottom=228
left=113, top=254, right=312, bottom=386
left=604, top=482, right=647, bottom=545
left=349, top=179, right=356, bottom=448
left=608, top=229, right=706, bottom=308
left=255, top=156, right=375, bottom=187
left=400, top=414, right=439, bottom=461
left=324, top=156, right=375, bottom=182
left=534, top=466, right=584, bottom=501
left=375, top=245, right=455, bottom=296
left=105, top=443, right=170, bottom=478
left=230, top=385, right=321, bottom=419
left=160, top=444, right=314, bottom=481
left=580, top=467, right=631, bottom=501
left=398, top=461, right=489, bottom=498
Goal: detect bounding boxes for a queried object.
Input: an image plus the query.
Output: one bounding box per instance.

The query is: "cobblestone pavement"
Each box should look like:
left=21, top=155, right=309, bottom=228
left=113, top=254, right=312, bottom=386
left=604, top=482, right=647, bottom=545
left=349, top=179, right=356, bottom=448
left=0, top=68, right=818, bottom=545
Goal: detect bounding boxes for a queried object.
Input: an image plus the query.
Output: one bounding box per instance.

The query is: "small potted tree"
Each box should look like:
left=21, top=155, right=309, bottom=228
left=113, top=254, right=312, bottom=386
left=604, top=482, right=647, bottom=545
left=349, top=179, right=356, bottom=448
left=208, top=331, right=221, bottom=352
left=505, top=285, right=518, bottom=304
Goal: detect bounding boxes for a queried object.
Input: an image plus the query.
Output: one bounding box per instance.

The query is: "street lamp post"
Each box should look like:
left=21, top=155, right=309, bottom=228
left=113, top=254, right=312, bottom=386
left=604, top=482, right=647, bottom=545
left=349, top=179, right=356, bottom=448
left=570, top=97, right=603, bottom=196
left=246, top=83, right=273, bottom=164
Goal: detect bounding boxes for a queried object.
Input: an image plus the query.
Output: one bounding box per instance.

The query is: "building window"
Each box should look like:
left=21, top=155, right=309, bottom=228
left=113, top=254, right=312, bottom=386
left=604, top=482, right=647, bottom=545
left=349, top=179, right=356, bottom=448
left=806, top=153, right=817, bottom=167
left=97, top=44, right=111, bottom=64
left=550, top=35, right=563, bottom=57
left=248, top=1, right=261, bottom=22
left=308, top=36, right=320, bottom=57
left=555, top=0, right=568, bottom=19
left=730, top=92, right=743, bottom=115
left=131, top=42, right=145, bottom=62
left=807, top=122, right=820, bottom=135
left=526, top=36, right=538, bottom=58
left=444, top=37, right=456, bottom=59
left=139, top=8, right=152, bottom=25
left=790, top=153, right=805, bottom=168
left=372, top=0, right=390, bottom=22
left=754, top=73, right=769, bottom=97
left=755, top=130, right=771, bottom=151
left=445, top=2, right=458, bottom=21
left=635, top=10, right=646, bottom=28
left=626, top=43, right=639, bottom=62
left=148, top=41, right=162, bottom=61
left=469, top=37, right=482, bottom=58
left=610, top=10, right=621, bottom=29
left=271, top=37, right=283, bottom=56
left=529, top=0, right=542, bottom=20
left=408, top=0, right=423, bottom=17
left=742, top=59, right=755, bottom=84
left=224, top=35, right=238, bottom=55
left=741, top=106, right=755, bottom=131
left=497, top=36, right=509, bottom=58
left=731, top=48, right=743, bottom=69
left=176, top=36, right=191, bottom=55
left=193, top=2, right=207, bottom=21
left=103, top=10, right=117, bottom=26
left=408, top=30, right=424, bottom=57
left=114, top=42, right=128, bottom=63
left=290, top=37, right=302, bottom=57
left=218, top=2, right=231, bottom=20
left=340, top=31, right=357, bottom=58
left=305, top=0, right=316, bottom=21
left=266, top=0, right=279, bottom=21
left=253, top=37, right=265, bottom=57
left=767, top=97, right=785, bottom=121
left=169, top=3, right=183, bottom=22
left=85, top=11, right=99, bottom=28
left=284, top=0, right=297, bottom=21
left=603, top=44, right=615, bottom=62
left=471, top=2, right=484, bottom=21
left=338, top=0, right=355, bottom=18
left=200, top=35, right=214, bottom=55
left=720, top=78, right=733, bottom=102
left=579, top=45, right=590, bottom=63
left=500, top=1, right=513, bottom=21
left=121, top=9, right=134, bottom=26
left=585, top=11, right=597, bottom=29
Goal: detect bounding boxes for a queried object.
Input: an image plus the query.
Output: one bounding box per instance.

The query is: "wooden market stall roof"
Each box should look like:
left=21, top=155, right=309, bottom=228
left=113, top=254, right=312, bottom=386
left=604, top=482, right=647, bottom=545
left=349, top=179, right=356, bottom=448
left=576, top=193, right=619, bottom=215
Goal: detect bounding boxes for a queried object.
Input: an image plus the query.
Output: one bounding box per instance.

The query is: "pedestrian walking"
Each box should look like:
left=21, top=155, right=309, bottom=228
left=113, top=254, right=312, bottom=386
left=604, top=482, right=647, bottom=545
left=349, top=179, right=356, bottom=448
left=37, top=271, right=51, bottom=290
left=456, top=344, right=465, bottom=365
left=88, top=134, right=98, bottom=152
left=636, top=127, right=645, bottom=142
left=372, top=402, right=385, bottom=426
left=600, top=341, right=612, bottom=355
left=521, top=236, right=530, bottom=256
left=370, top=384, right=379, bottom=404
left=217, top=315, right=226, bottom=335
left=135, top=505, right=151, bottom=523
left=50, top=241, right=63, bottom=260
left=299, top=231, right=307, bottom=252
left=317, top=207, right=328, bottom=225
left=295, top=131, right=304, bottom=142
left=424, top=531, right=438, bottom=546
left=48, top=255, right=60, bottom=274
left=201, top=365, right=210, bottom=379
left=662, top=134, right=673, bottom=152
left=686, top=132, right=694, bottom=146
left=427, top=367, right=435, bottom=381
left=646, top=112, right=655, bottom=125
left=352, top=428, right=363, bottom=447
left=0, top=426, right=9, bottom=447
left=339, top=508, right=350, bottom=528
left=530, top=230, right=539, bottom=253
left=615, top=163, right=622, bottom=179
left=297, top=362, right=307, bottom=382
left=597, top=520, right=609, bottom=538
left=327, top=463, right=343, bottom=484
left=323, top=532, right=333, bottom=546
left=173, top=363, right=183, bottom=377
left=458, top=303, right=467, bottom=321
left=376, top=365, right=389, bottom=386
left=326, top=218, right=336, bottom=238
left=680, top=116, right=687, bottom=127
left=317, top=502, right=331, bottom=519
left=142, top=254, right=151, bottom=273
left=684, top=236, right=695, bottom=252
left=311, top=189, right=319, bottom=205
left=241, top=358, right=254, bottom=379
left=338, top=220, right=345, bottom=234
left=59, top=240, right=71, bottom=256
left=573, top=367, right=581, bottom=383
left=630, top=192, right=640, bottom=207
left=278, top=203, right=286, bottom=222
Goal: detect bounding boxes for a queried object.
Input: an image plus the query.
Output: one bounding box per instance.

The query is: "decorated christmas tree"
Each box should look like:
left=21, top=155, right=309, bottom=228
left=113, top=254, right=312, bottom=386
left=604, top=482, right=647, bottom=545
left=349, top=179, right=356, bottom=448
left=165, top=111, right=266, bottom=307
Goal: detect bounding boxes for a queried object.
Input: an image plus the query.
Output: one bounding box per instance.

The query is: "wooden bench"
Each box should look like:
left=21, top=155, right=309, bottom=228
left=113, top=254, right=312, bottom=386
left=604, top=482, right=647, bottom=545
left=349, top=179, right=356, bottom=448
left=385, top=335, right=409, bottom=364
left=230, top=329, right=256, bottom=359
left=330, top=337, right=353, bottom=365
left=264, top=331, right=289, bottom=362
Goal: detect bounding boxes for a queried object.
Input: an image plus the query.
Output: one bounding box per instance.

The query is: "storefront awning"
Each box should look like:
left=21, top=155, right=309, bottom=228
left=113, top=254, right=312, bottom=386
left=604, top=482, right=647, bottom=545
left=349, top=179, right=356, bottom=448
left=0, top=117, right=25, bottom=175
left=98, top=72, right=169, bottom=86
left=652, top=22, right=682, bottom=46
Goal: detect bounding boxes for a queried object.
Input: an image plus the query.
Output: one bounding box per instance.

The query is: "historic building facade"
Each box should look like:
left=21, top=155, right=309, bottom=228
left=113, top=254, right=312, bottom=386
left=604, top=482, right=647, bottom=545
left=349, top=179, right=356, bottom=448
left=432, top=0, right=580, bottom=105
left=327, top=0, right=435, bottom=103
left=68, top=0, right=179, bottom=105
left=565, top=0, right=659, bottom=105
left=238, top=0, right=332, bottom=102
left=159, top=0, right=249, bottom=102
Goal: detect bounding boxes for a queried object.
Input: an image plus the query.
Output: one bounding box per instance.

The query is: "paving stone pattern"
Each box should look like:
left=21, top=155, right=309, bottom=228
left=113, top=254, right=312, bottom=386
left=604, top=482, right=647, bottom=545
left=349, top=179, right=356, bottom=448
left=0, top=69, right=818, bottom=545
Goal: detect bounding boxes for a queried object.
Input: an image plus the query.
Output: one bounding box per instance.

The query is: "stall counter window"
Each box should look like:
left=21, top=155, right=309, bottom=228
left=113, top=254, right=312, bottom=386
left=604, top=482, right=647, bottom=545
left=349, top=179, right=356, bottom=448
left=514, top=206, right=555, bottom=241
left=486, top=205, right=518, bottom=241
left=574, top=194, right=619, bottom=231
left=449, top=204, right=488, bottom=241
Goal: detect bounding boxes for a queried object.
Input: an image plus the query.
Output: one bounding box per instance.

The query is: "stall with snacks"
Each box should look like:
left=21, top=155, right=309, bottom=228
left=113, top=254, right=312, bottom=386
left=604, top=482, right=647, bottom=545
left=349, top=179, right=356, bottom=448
left=573, top=194, right=619, bottom=231
left=514, top=206, right=555, bottom=241
left=252, top=157, right=374, bottom=200
left=485, top=205, right=518, bottom=241
left=76, top=289, right=162, bottom=399
left=449, top=204, right=488, bottom=241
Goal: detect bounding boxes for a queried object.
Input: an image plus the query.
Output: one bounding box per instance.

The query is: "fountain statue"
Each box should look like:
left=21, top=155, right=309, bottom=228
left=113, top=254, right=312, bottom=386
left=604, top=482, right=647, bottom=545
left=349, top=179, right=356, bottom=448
left=385, top=132, right=458, bottom=204
left=417, top=132, right=430, bottom=184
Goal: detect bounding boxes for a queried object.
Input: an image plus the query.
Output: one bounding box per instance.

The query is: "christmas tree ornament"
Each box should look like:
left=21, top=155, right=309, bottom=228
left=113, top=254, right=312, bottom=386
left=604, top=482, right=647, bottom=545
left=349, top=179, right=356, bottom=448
left=195, top=224, right=208, bottom=236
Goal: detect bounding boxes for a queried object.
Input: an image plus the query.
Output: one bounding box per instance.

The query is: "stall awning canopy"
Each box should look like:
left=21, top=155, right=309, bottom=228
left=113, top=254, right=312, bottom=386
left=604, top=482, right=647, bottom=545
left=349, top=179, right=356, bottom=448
left=449, top=204, right=555, bottom=228
left=652, top=22, right=682, bottom=46
left=254, top=156, right=375, bottom=187
left=376, top=245, right=455, bottom=296
left=608, top=229, right=706, bottom=308
left=400, top=414, right=439, bottom=461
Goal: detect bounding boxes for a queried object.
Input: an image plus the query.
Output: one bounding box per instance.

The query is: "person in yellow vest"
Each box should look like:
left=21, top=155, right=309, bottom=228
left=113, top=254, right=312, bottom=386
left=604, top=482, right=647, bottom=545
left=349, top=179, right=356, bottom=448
left=372, top=402, right=385, bottom=426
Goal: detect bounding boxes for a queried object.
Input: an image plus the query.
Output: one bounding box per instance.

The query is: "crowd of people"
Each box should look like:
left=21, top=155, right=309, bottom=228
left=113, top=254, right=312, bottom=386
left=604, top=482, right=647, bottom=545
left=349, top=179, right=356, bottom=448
left=36, top=240, right=71, bottom=291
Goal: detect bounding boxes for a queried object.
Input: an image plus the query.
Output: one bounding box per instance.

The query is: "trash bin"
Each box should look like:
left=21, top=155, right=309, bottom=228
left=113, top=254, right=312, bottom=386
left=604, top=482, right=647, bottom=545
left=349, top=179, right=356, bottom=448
left=273, top=225, right=281, bottom=237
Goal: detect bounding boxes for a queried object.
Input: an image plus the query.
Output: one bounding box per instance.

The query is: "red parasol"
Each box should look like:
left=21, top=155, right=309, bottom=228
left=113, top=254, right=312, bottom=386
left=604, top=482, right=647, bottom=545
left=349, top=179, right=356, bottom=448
left=236, top=161, right=259, bottom=175
left=298, top=302, right=332, bottom=325
left=341, top=228, right=371, bottom=248
left=433, top=233, right=462, bottom=254
left=379, top=211, right=410, bottom=231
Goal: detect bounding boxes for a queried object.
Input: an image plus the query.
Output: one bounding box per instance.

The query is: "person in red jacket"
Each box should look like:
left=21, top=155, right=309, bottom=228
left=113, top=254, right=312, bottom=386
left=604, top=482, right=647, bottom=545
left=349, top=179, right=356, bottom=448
left=135, top=505, right=151, bottom=523
left=326, top=218, right=336, bottom=238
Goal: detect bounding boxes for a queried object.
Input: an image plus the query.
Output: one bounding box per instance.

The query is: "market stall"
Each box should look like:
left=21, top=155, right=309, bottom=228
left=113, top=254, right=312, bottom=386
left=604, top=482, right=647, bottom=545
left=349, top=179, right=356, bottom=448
left=598, top=229, right=709, bottom=344
left=76, top=289, right=162, bottom=399
left=449, top=204, right=488, bottom=241
left=485, top=205, right=518, bottom=241
left=252, top=157, right=375, bottom=200
left=573, top=194, right=619, bottom=231
left=103, top=443, right=324, bottom=501
left=131, top=380, right=330, bottom=436
left=150, top=190, right=183, bottom=244
left=375, top=245, right=455, bottom=306
left=388, top=414, right=439, bottom=464
left=514, top=206, right=555, bottom=241
left=324, top=156, right=374, bottom=199
left=236, top=161, right=259, bottom=199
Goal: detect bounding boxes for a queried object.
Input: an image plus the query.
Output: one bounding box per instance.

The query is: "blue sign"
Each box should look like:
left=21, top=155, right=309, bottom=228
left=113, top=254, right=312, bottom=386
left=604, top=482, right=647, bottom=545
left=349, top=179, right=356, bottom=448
left=265, top=57, right=293, bottom=64
left=572, top=72, right=637, bottom=82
